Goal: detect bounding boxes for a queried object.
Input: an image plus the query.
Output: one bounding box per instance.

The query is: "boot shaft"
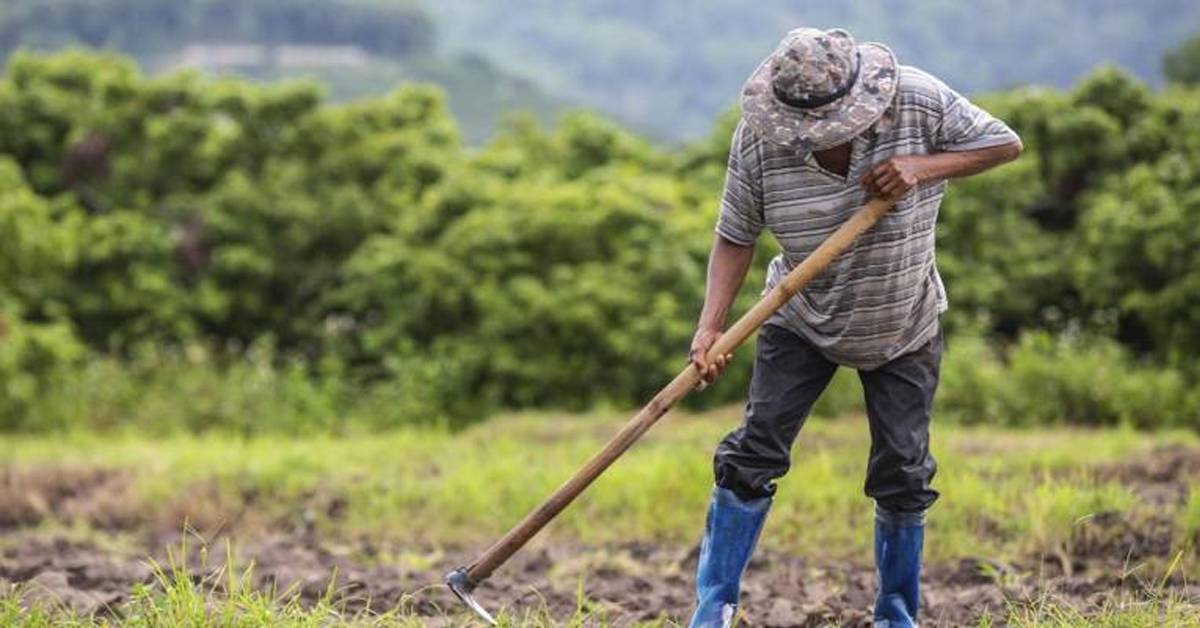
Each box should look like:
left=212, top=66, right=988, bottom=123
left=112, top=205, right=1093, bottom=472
left=874, top=506, right=925, bottom=627
left=690, top=487, right=771, bottom=628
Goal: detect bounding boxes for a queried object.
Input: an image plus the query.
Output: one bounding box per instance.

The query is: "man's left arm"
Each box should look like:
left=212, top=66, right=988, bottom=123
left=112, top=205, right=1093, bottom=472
left=862, top=76, right=1023, bottom=200
left=861, top=142, right=1022, bottom=200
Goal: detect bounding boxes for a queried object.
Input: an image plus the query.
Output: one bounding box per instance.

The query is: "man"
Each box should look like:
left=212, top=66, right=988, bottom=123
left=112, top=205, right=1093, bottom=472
left=687, top=28, right=1022, bottom=628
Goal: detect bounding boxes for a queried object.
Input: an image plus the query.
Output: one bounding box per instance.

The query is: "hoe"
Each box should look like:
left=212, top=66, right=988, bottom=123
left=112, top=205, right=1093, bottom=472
left=446, top=197, right=896, bottom=624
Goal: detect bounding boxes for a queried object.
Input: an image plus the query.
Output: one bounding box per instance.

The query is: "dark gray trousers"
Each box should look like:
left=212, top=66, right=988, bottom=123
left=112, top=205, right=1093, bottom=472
left=713, top=323, right=942, bottom=514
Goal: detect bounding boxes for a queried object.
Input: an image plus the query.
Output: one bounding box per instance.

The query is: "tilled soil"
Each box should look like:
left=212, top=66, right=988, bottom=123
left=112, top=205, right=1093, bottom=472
left=3, top=532, right=1195, bottom=627
left=3, top=446, right=1200, bottom=626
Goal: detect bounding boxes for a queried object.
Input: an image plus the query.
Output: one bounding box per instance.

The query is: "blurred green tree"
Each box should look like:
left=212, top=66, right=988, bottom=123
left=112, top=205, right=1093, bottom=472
left=1164, top=31, right=1200, bottom=85
left=1, top=51, right=1199, bottom=430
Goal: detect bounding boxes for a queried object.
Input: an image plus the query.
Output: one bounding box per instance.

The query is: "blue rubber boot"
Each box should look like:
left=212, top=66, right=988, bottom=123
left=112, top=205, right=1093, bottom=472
left=689, top=487, right=772, bottom=628
left=873, top=506, right=925, bottom=628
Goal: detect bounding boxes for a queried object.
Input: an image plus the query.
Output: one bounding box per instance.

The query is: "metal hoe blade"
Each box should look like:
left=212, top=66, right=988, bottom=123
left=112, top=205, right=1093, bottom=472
left=445, top=568, right=497, bottom=626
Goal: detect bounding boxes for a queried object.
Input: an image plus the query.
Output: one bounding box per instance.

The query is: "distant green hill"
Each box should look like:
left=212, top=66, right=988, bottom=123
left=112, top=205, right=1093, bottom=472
left=428, top=0, right=1200, bottom=140
left=0, top=0, right=563, bottom=143
left=8, top=1, right=1197, bottom=142
left=238, top=52, right=562, bottom=144
left=0, top=0, right=435, bottom=58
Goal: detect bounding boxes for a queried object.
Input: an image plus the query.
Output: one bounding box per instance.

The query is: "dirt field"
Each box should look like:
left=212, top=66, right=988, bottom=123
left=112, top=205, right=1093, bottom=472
left=3, top=443, right=1199, bottom=626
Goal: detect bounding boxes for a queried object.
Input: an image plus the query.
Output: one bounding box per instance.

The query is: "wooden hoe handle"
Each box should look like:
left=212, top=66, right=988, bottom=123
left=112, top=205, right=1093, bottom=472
left=462, top=197, right=895, bottom=584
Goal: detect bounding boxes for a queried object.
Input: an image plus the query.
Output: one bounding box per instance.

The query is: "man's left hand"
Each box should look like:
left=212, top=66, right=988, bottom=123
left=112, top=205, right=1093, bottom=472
left=861, top=156, right=929, bottom=201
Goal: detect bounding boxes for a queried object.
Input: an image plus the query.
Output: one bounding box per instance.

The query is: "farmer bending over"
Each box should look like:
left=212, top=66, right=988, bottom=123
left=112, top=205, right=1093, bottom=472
left=688, top=28, right=1022, bottom=628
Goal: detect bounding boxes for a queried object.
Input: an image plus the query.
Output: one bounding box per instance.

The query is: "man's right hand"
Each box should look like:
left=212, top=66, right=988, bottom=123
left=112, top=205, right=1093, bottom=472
left=690, top=326, right=733, bottom=387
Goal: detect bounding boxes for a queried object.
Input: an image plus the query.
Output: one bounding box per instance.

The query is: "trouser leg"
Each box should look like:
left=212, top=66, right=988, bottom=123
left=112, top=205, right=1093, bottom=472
left=690, top=324, right=837, bottom=627
left=858, top=329, right=943, bottom=627
left=713, top=324, right=839, bottom=500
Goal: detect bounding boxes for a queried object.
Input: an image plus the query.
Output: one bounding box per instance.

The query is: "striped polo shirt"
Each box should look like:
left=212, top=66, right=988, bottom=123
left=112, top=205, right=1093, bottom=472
left=716, top=65, right=1020, bottom=369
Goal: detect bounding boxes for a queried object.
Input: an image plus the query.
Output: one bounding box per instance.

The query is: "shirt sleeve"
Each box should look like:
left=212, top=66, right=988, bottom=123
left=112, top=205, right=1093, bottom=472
left=714, top=121, right=765, bottom=246
left=932, top=78, right=1021, bottom=152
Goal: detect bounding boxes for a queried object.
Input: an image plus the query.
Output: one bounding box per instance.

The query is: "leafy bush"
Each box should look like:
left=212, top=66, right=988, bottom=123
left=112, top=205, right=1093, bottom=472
left=0, top=310, right=86, bottom=431
left=938, top=332, right=1199, bottom=429
left=1075, top=160, right=1200, bottom=365
left=23, top=342, right=456, bottom=435
left=801, top=330, right=1199, bottom=429
left=0, top=52, right=1199, bottom=433
left=337, top=118, right=713, bottom=413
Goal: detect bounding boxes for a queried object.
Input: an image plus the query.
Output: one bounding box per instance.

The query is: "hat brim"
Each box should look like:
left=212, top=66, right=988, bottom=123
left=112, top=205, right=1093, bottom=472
left=740, top=42, right=898, bottom=151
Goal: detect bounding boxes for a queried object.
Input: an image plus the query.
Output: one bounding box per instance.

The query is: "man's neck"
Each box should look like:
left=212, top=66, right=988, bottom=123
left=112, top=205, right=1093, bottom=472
left=813, top=143, right=853, bottom=178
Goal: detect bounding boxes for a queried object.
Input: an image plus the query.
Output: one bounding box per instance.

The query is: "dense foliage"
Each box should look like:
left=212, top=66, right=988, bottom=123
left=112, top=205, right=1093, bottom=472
left=0, top=52, right=1197, bottom=432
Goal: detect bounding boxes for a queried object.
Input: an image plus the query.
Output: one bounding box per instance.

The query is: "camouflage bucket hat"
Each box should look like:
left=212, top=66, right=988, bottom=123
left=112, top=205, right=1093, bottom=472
left=741, top=27, right=898, bottom=151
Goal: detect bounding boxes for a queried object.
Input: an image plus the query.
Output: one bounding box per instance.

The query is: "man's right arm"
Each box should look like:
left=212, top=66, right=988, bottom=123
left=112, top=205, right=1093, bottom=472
left=689, top=233, right=755, bottom=384
left=693, top=120, right=763, bottom=385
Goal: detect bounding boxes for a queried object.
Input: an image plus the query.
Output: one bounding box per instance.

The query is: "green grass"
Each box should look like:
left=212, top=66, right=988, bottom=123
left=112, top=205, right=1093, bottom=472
left=7, top=585, right=1197, bottom=628
left=1, top=408, right=1193, bottom=560
left=1177, top=486, right=1200, bottom=549
left=2, top=408, right=1198, bottom=625
left=2, top=539, right=427, bottom=627
left=1004, top=591, right=1200, bottom=627
left=3, top=539, right=1195, bottom=627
